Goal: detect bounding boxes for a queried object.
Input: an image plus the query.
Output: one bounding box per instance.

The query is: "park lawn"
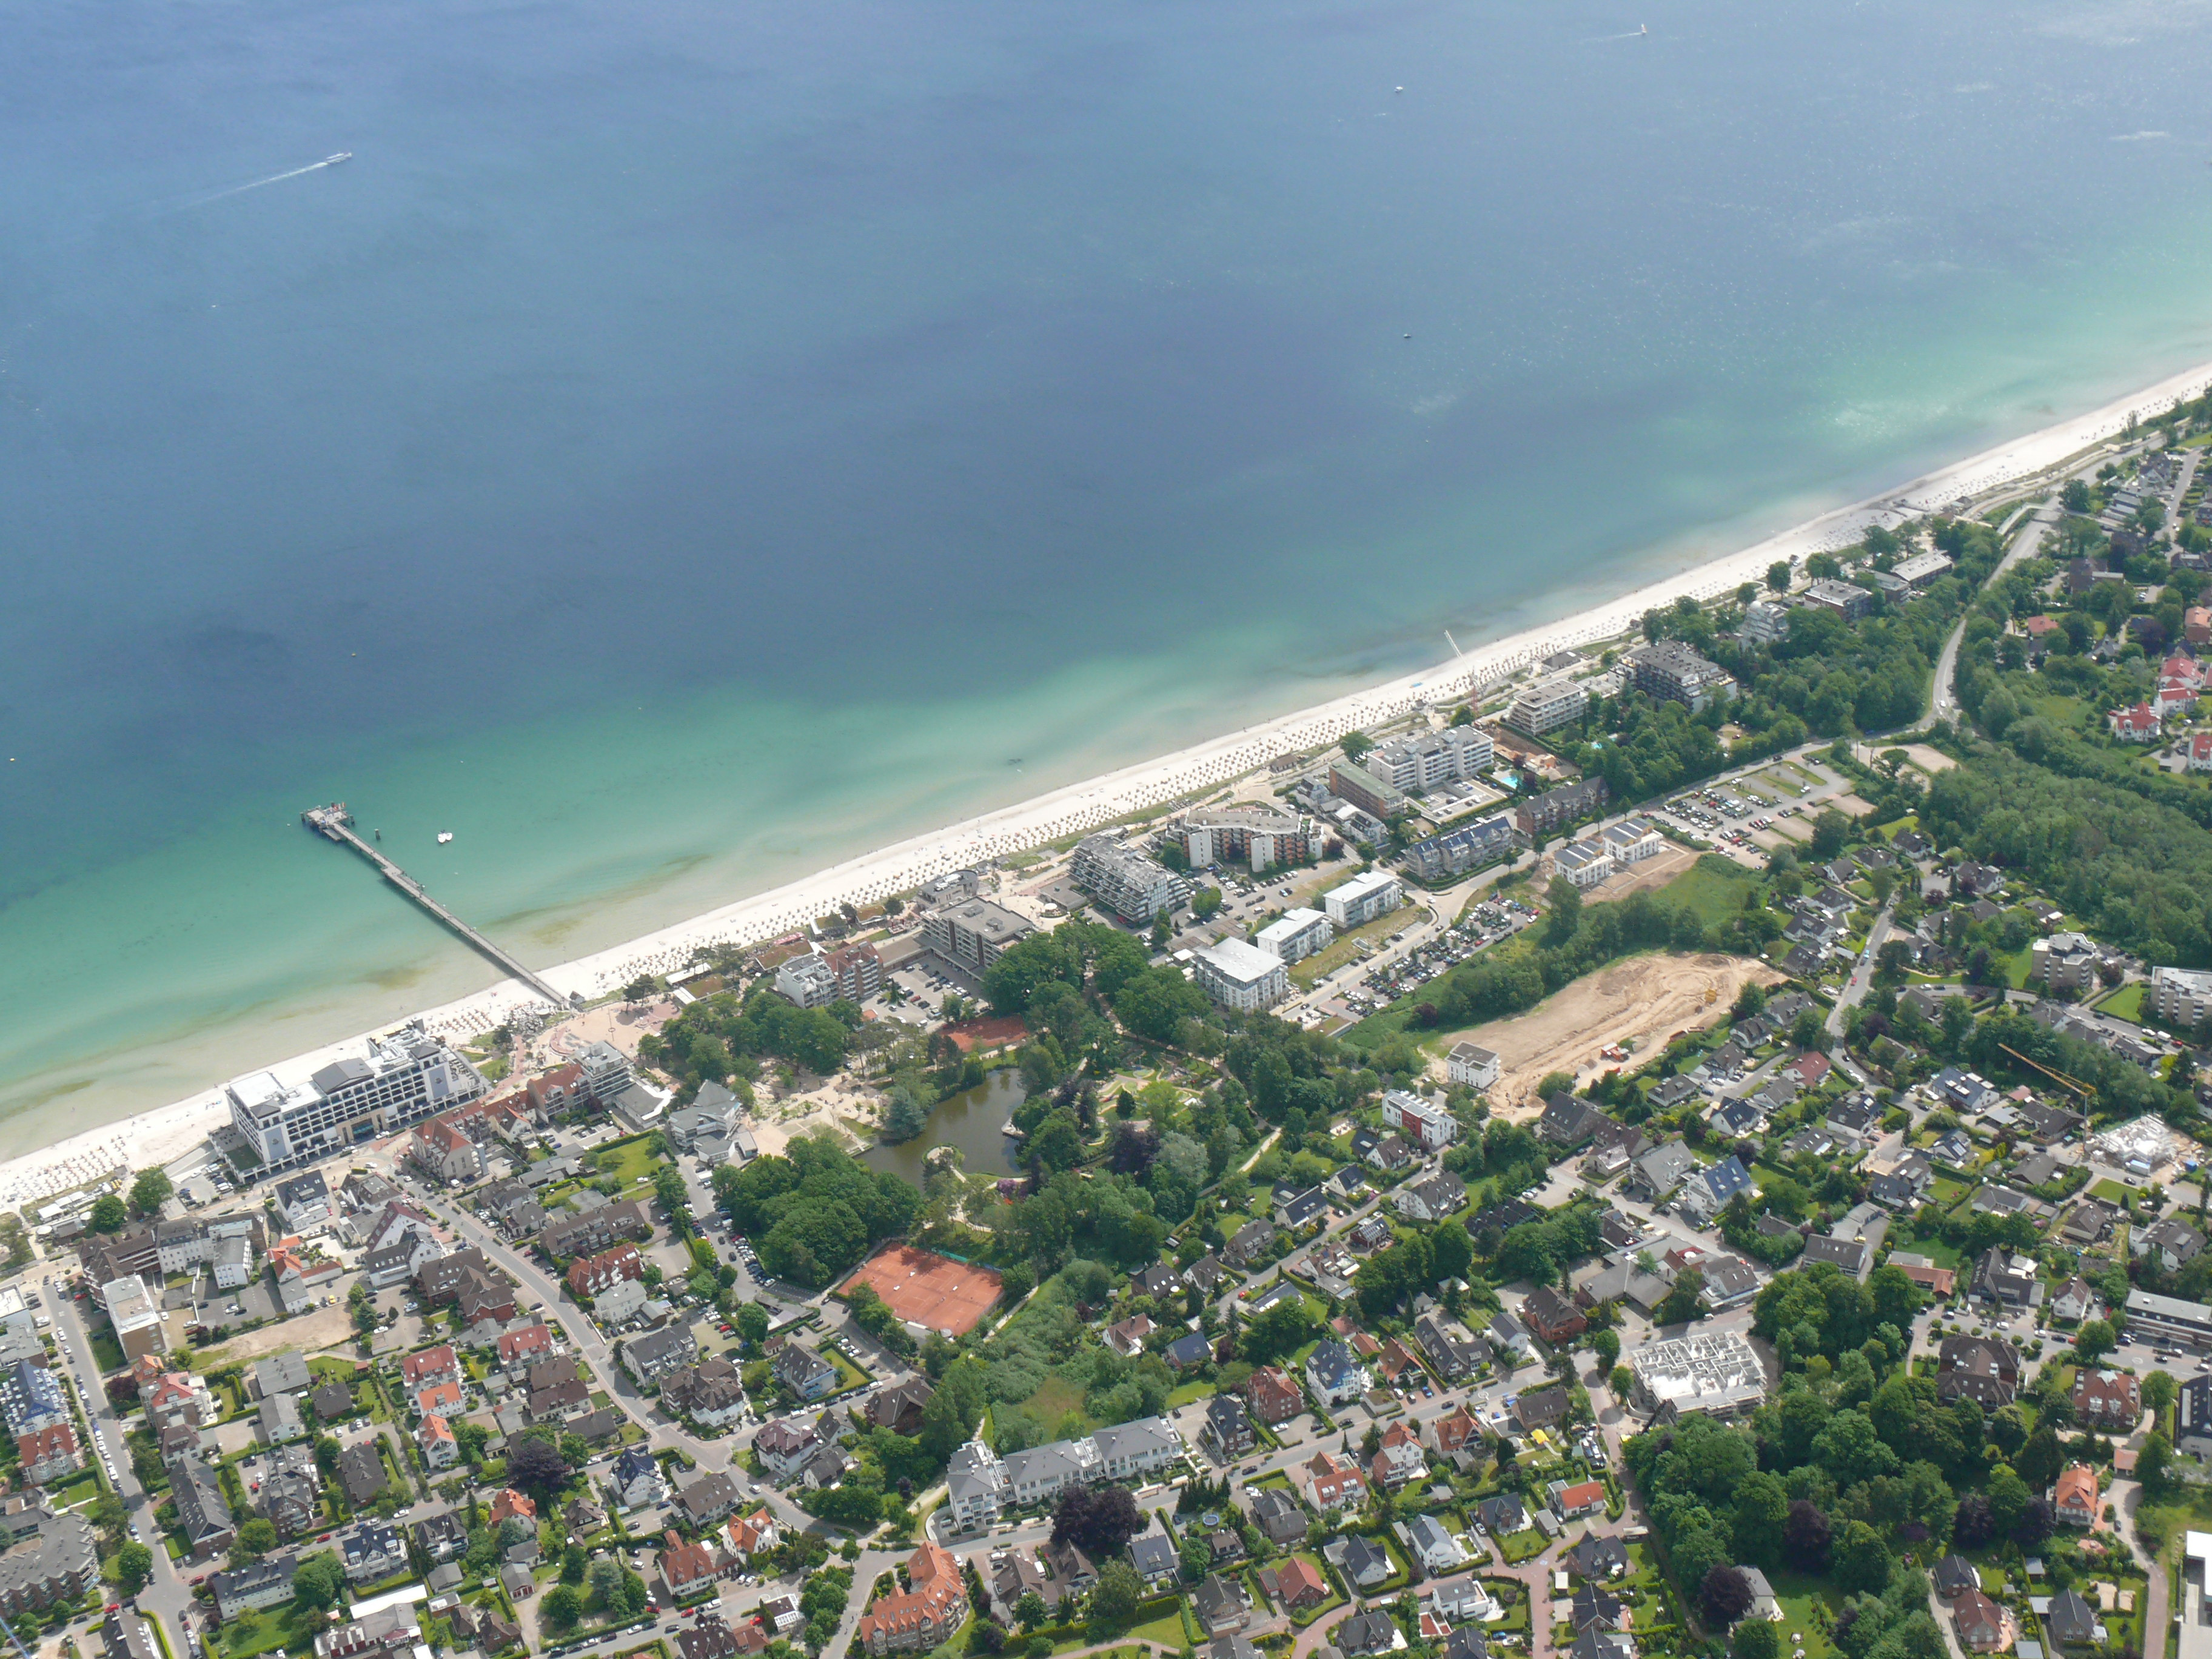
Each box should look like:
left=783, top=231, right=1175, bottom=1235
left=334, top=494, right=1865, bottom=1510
left=2098, top=982, right=2147, bottom=1023
left=592, top=1136, right=662, bottom=1193
left=1767, top=1568, right=1847, bottom=1659
left=1021, top=1376, right=1093, bottom=1435
left=1126, top=1603, right=1195, bottom=1650
left=1657, top=857, right=1763, bottom=928
left=1498, top=1529, right=1549, bottom=1564
left=212, top=1600, right=323, bottom=1659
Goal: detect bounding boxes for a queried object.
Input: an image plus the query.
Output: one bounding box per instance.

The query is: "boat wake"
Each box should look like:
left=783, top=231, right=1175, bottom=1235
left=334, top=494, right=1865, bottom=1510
left=175, top=153, right=352, bottom=211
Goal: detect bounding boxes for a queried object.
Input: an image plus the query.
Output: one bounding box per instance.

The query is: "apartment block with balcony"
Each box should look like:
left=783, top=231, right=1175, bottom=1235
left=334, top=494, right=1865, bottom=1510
left=1071, top=836, right=1190, bottom=922
left=225, top=1025, right=486, bottom=1173
left=1626, top=640, right=1737, bottom=712
left=1504, top=678, right=1587, bottom=737
left=921, top=899, right=1036, bottom=978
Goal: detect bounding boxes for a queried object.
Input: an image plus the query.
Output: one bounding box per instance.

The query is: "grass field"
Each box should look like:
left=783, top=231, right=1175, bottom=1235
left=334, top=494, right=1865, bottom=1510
left=1767, top=1567, right=1846, bottom=1659
left=592, top=1136, right=662, bottom=1192
left=2099, top=982, right=2146, bottom=1023
left=1658, top=857, right=1763, bottom=927
left=1126, top=1604, right=1195, bottom=1649
left=1019, top=1376, right=1093, bottom=1436
left=1292, top=910, right=1409, bottom=990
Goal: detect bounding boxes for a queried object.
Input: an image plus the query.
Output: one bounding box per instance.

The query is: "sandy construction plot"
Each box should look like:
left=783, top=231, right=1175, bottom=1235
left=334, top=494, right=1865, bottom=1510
left=195, top=1305, right=355, bottom=1368
left=1587, top=844, right=1696, bottom=899
left=1432, top=951, right=1783, bottom=1112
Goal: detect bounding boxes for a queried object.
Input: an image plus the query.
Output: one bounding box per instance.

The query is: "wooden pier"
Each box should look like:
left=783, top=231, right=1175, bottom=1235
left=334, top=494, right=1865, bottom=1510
left=301, top=803, right=574, bottom=1008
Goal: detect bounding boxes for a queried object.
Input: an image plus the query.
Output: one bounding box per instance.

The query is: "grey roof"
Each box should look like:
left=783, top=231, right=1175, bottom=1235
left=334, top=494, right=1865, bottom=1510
left=253, top=1353, right=313, bottom=1397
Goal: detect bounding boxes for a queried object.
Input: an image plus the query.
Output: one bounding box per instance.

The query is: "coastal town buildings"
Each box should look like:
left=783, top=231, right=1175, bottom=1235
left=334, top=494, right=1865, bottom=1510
left=223, top=1025, right=486, bottom=1173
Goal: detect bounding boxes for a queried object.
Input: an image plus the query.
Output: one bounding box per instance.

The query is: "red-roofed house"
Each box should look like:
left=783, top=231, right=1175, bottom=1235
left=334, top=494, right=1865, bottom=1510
left=658, top=1529, right=728, bottom=1598
left=857, top=1544, right=967, bottom=1655
left=488, top=1489, right=537, bottom=1529
left=417, top=1413, right=459, bottom=1469
left=2190, top=606, right=2212, bottom=647
left=16, top=1424, right=81, bottom=1486
left=1428, top=1407, right=1480, bottom=1456
left=2188, top=732, right=2212, bottom=774
left=525, top=1063, right=589, bottom=1115
left=1553, top=1479, right=1606, bottom=1518
left=410, top=1116, right=485, bottom=1184
left=2109, top=703, right=2161, bottom=743
left=400, top=1346, right=460, bottom=1392
left=1245, top=1367, right=1302, bottom=1424
left=1301, top=1450, right=1367, bottom=1511
left=1375, top=1338, right=1421, bottom=1384
left=725, top=1507, right=781, bottom=1559
left=498, top=1324, right=556, bottom=1367
left=2054, top=1464, right=2099, bottom=1527
left=2162, top=654, right=2204, bottom=688
left=2156, top=679, right=2199, bottom=717
left=415, top=1379, right=464, bottom=1417
left=1259, top=1558, right=1329, bottom=1613
left=1788, top=1052, right=1832, bottom=1088
left=2023, top=616, right=2062, bottom=642
left=568, top=1244, right=645, bottom=1298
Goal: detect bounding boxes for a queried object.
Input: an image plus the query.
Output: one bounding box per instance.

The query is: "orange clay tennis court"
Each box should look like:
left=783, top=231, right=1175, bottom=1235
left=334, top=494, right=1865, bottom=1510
left=841, top=1246, right=1004, bottom=1337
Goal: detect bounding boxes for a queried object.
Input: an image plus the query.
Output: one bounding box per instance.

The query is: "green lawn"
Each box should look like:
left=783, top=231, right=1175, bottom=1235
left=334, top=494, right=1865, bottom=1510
left=1660, top=857, right=1763, bottom=928
left=2091, top=1179, right=2136, bottom=1204
left=1125, top=1603, right=1195, bottom=1650
left=1165, top=1380, right=1212, bottom=1409
left=1020, top=1376, right=1093, bottom=1436
left=90, top=1330, right=125, bottom=1372
left=591, top=1135, right=662, bottom=1192
left=1498, top=1528, right=1549, bottom=1564
left=2098, top=982, right=2147, bottom=1023
left=212, top=1602, right=321, bottom=1659
left=1767, top=1568, right=1846, bottom=1659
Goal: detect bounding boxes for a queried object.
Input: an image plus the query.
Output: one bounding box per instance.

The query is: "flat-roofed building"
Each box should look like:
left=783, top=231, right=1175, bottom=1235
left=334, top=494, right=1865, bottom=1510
left=1072, top=836, right=1190, bottom=922
left=99, top=1276, right=166, bottom=1362
left=1447, top=1043, right=1500, bottom=1090
left=1255, top=908, right=1332, bottom=964
left=2128, top=1288, right=2212, bottom=1351
left=2151, top=966, right=2212, bottom=1029
left=1193, top=940, right=1290, bottom=1013
left=1627, top=640, right=1737, bottom=711
left=1506, top=678, right=1587, bottom=738
left=1370, top=728, right=1495, bottom=794
left=1329, top=762, right=1406, bottom=820
left=1741, top=601, right=1791, bottom=647
left=1894, top=551, right=1955, bottom=589
left=922, top=899, right=1036, bottom=978
left=1628, top=1330, right=1767, bottom=1422
left=774, top=955, right=837, bottom=1010
left=1170, top=807, right=1321, bottom=874
left=225, top=1026, right=486, bottom=1174
left=1324, top=871, right=1402, bottom=930
left=1802, top=578, right=1875, bottom=622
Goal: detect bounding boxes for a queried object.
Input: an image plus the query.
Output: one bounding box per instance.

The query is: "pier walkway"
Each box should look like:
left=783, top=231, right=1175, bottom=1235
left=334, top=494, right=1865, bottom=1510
left=302, top=803, right=574, bottom=1009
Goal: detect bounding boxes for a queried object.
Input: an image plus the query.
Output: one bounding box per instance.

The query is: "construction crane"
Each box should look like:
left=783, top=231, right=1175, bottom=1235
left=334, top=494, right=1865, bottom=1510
left=1999, top=1043, right=2097, bottom=1105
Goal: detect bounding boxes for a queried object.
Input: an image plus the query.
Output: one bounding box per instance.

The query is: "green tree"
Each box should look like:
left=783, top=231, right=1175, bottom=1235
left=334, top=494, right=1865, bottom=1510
left=1655, top=1269, right=1706, bottom=1327
left=882, top=1087, right=931, bottom=1144
left=1546, top=877, right=1583, bottom=946
left=89, top=1193, right=127, bottom=1233
left=542, top=1584, right=584, bottom=1629
left=293, top=1551, right=348, bottom=1611
left=1193, top=888, right=1223, bottom=922
left=736, top=1302, right=769, bottom=1347
left=1767, top=561, right=1792, bottom=594
left=1014, top=1591, right=1048, bottom=1631
left=1610, top=1364, right=1634, bottom=1399
left=1341, top=731, right=1373, bottom=763
left=1735, top=1620, right=1781, bottom=1659
left=1832, top=1520, right=1891, bottom=1594
left=1590, top=1328, right=1621, bottom=1370
left=1809, top=808, right=1849, bottom=860
left=129, top=1168, right=173, bottom=1216
left=1731, top=1472, right=1789, bottom=1571
left=116, top=1541, right=153, bottom=1592
left=1087, top=1560, right=1144, bottom=1638
left=1985, top=1464, right=2031, bottom=1537
left=2074, top=1319, right=2115, bottom=1364
left=1179, top=1535, right=1212, bottom=1583
left=2143, top=1369, right=2179, bottom=1419
left=232, top=1517, right=279, bottom=1563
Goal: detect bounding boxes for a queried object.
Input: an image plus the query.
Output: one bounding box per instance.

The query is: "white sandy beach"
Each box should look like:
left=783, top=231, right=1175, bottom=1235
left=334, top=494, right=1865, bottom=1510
left=6, top=354, right=2207, bottom=1211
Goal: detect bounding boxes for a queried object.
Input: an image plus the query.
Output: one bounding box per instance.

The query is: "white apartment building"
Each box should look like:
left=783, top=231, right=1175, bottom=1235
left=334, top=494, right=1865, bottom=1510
left=1193, top=939, right=1290, bottom=1013
left=1740, top=601, right=1791, bottom=647
left=1323, top=870, right=1401, bottom=930
left=943, top=1418, right=1181, bottom=1532
left=774, top=954, right=838, bottom=1010
left=2153, top=967, right=2212, bottom=1029
left=99, top=1275, right=167, bottom=1363
left=1629, top=1330, right=1768, bottom=1422
left=922, top=899, right=1036, bottom=978
left=1381, top=1089, right=1459, bottom=1153
left=1072, top=836, right=1191, bottom=922
left=225, top=1024, right=486, bottom=1174
left=1447, top=1042, right=1500, bottom=1090
left=1255, top=908, right=1332, bottom=964
left=1171, top=807, right=1321, bottom=873
left=1553, top=840, right=1613, bottom=889
left=1504, top=677, right=1587, bottom=738
left=1601, top=818, right=1666, bottom=864
left=1370, top=728, right=1496, bottom=795
left=155, top=1215, right=261, bottom=1281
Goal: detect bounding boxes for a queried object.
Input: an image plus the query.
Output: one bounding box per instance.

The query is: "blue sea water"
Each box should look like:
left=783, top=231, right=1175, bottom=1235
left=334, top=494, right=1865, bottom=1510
left=4, top=0, right=2212, bottom=1141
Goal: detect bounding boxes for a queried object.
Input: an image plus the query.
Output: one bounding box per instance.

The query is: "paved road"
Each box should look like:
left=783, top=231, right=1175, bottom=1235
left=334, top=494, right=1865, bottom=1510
left=1931, top=492, right=2063, bottom=728
left=1827, top=899, right=1897, bottom=1039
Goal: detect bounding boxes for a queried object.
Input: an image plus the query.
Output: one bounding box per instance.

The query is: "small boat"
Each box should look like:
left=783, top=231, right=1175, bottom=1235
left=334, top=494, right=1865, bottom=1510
left=437, top=831, right=454, bottom=844
left=325, top=152, right=352, bottom=165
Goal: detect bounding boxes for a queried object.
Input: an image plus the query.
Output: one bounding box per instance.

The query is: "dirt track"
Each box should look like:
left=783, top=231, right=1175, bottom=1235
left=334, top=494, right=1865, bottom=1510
left=1430, top=951, right=1782, bottom=1113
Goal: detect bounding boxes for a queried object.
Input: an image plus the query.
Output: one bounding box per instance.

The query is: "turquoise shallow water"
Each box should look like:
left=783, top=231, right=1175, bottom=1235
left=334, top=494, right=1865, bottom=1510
left=5, top=0, right=2212, bottom=1141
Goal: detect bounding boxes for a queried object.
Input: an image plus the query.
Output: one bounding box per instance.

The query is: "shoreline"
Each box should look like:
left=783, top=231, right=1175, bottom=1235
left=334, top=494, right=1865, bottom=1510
left=8, top=350, right=2210, bottom=1212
